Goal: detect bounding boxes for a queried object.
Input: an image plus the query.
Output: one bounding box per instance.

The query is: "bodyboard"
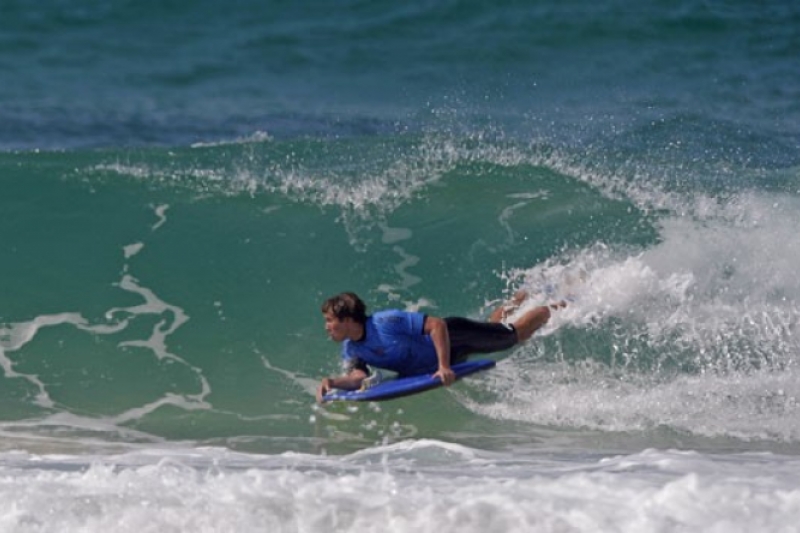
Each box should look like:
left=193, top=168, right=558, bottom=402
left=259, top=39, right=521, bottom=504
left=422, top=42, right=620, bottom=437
left=322, top=359, right=496, bottom=402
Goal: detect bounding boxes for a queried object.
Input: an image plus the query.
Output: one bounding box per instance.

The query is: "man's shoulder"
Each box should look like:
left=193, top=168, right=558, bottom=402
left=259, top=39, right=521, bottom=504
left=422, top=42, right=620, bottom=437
left=372, top=309, right=412, bottom=320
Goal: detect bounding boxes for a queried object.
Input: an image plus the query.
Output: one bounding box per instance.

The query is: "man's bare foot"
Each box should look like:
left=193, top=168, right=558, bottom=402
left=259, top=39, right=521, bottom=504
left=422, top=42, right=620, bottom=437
left=489, top=290, right=529, bottom=323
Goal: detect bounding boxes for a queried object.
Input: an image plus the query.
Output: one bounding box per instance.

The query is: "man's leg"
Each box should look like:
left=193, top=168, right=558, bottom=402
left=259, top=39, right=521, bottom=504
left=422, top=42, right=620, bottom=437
left=511, top=306, right=552, bottom=342
left=488, top=291, right=565, bottom=342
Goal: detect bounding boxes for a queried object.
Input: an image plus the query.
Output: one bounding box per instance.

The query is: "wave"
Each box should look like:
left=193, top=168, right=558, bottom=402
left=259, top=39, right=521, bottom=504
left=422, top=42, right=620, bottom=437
left=2, top=125, right=799, bottom=451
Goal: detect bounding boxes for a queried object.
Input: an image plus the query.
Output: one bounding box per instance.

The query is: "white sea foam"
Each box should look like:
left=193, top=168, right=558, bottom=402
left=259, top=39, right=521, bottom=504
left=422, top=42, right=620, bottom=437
left=481, top=187, right=800, bottom=442
left=0, top=443, right=798, bottom=533
left=123, top=242, right=144, bottom=259
left=151, top=203, right=169, bottom=230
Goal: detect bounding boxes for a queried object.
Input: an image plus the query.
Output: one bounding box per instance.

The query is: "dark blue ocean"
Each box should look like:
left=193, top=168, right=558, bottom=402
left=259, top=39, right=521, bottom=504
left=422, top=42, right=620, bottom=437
left=2, top=1, right=800, bottom=530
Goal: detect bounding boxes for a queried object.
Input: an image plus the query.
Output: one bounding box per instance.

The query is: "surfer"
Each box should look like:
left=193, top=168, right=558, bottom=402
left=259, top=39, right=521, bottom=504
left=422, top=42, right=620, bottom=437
left=316, top=291, right=563, bottom=403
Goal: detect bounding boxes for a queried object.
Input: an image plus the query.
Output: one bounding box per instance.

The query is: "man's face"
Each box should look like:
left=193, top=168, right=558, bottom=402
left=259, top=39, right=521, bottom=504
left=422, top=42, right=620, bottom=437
left=324, top=311, right=350, bottom=342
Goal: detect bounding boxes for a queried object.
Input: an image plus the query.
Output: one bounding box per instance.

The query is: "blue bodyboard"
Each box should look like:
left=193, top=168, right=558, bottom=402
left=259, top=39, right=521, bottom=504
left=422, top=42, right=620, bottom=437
left=322, top=359, right=496, bottom=402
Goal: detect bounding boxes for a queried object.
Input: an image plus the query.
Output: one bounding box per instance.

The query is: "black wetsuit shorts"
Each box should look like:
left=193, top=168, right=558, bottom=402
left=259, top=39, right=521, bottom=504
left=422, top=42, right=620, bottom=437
left=444, top=317, right=518, bottom=364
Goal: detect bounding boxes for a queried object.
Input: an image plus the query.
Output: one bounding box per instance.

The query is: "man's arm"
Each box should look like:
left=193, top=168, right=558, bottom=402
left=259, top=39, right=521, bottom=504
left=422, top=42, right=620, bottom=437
left=424, top=316, right=455, bottom=386
left=316, top=368, right=368, bottom=403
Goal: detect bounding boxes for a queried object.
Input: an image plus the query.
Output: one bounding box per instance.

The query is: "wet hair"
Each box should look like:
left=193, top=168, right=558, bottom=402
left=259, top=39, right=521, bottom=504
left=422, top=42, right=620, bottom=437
left=321, top=292, right=367, bottom=324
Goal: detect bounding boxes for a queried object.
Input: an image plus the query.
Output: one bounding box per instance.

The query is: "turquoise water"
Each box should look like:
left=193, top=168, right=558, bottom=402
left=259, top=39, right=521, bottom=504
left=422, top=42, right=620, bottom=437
left=2, top=1, right=800, bottom=530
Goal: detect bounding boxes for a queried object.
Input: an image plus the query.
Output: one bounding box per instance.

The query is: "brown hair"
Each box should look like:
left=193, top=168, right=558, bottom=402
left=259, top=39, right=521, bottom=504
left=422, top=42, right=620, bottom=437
left=321, top=292, right=367, bottom=324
